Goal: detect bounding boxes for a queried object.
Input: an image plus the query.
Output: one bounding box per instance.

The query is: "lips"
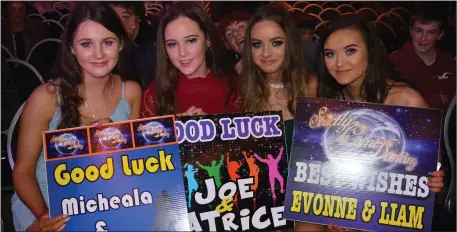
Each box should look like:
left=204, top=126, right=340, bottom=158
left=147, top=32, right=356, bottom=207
left=261, top=60, right=277, bottom=65
left=180, top=59, right=193, bottom=66
left=336, top=69, right=351, bottom=75
left=90, top=61, right=108, bottom=67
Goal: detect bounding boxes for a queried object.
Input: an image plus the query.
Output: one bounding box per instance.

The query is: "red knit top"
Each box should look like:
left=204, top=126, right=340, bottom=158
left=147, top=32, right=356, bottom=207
left=140, top=71, right=241, bottom=117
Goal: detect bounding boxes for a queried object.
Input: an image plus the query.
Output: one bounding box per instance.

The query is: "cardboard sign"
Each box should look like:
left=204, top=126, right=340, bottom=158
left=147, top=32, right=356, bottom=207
left=44, top=116, right=190, bottom=231
left=284, top=97, right=442, bottom=231
left=177, top=111, right=294, bottom=231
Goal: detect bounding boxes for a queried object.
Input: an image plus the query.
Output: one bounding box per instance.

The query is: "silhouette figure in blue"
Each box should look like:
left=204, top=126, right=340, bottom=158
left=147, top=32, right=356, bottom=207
left=184, top=163, right=199, bottom=209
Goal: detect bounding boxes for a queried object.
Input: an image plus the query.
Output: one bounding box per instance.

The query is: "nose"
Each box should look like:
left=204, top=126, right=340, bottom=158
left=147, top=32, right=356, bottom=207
left=179, top=44, right=189, bottom=57
left=420, top=32, right=427, bottom=42
left=128, top=19, right=138, bottom=32
left=336, top=53, right=344, bottom=68
left=262, top=44, right=272, bottom=58
left=94, top=44, right=105, bottom=59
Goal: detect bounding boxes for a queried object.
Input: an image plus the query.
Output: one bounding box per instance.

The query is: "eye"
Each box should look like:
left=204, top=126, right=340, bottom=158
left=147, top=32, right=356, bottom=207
left=429, top=31, right=437, bottom=35
left=239, top=24, right=245, bottom=29
left=272, top=40, right=284, bottom=47
left=414, top=28, right=422, bottom=33
left=80, top=42, right=91, bottom=48
left=251, top=41, right=262, bottom=49
left=104, top=40, right=114, bottom=46
left=186, top=38, right=198, bottom=44
left=324, top=51, right=335, bottom=58
left=226, top=32, right=232, bottom=38
left=166, top=42, right=177, bottom=47
left=345, top=48, right=356, bottom=56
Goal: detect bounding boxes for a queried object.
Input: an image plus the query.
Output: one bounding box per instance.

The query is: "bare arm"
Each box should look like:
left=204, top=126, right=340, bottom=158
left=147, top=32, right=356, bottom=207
left=226, top=152, right=230, bottom=165
left=13, top=84, right=57, bottom=218
left=124, top=80, right=142, bottom=120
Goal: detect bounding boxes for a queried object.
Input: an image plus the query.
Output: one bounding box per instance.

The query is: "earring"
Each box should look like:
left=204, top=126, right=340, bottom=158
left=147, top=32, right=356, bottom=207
left=205, top=42, right=211, bottom=52
left=119, top=46, right=123, bottom=52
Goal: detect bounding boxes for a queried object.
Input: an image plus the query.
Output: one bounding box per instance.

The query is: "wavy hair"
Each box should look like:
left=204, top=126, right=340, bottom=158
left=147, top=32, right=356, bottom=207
left=241, top=4, right=308, bottom=115
left=54, top=2, right=134, bottom=129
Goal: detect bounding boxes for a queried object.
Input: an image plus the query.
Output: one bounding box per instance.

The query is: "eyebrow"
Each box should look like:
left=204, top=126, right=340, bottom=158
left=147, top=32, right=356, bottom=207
left=270, top=36, right=284, bottom=41
left=324, top=44, right=359, bottom=51
left=165, top=35, right=199, bottom=43
left=76, top=37, right=117, bottom=43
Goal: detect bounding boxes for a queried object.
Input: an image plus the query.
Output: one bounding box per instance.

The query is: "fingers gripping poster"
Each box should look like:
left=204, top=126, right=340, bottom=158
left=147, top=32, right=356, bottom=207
left=284, top=97, right=442, bottom=232
left=44, top=116, right=190, bottom=231
left=177, top=111, right=294, bottom=231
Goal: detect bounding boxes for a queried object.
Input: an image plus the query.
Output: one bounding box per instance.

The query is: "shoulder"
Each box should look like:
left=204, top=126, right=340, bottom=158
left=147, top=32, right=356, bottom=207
left=306, top=73, right=318, bottom=97
left=386, top=83, right=429, bottom=108
left=388, top=43, right=409, bottom=62
left=23, top=81, right=59, bottom=119
left=123, top=80, right=142, bottom=101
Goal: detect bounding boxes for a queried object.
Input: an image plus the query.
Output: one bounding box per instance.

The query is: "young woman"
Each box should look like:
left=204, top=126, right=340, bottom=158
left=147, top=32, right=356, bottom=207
left=11, top=2, right=142, bottom=231
left=140, top=2, right=239, bottom=117
left=240, top=4, right=313, bottom=152
left=295, top=14, right=445, bottom=231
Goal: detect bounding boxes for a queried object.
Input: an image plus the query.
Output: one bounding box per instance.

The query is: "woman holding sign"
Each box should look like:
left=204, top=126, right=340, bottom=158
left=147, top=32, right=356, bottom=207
left=11, top=2, right=141, bottom=231
left=239, top=4, right=316, bottom=152
left=295, top=15, right=445, bottom=231
left=140, top=2, right=240, bottom=117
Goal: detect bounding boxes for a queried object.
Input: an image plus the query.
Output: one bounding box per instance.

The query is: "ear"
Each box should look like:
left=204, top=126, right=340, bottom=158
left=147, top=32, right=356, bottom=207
left=119, top=38, right=124, bottom=52
left=70, top=47, right=75, bottom=55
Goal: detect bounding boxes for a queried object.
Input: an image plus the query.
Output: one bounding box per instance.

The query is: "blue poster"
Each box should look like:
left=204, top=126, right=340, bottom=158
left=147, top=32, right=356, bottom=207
left=284, top=97, right=442, bottom=231
left=44, top=116, right=190, bottom=231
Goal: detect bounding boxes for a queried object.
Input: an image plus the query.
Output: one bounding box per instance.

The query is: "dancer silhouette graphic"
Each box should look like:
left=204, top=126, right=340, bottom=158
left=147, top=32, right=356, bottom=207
left=253, top=146, right=285, bottom=198
left=184, top=163, right=199, bottom=209
left=226, top=152, right=242, bottom=204
left=196, top=155, right=224, bottom=188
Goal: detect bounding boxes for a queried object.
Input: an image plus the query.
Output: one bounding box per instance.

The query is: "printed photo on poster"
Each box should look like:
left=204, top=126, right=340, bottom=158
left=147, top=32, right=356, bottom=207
left=45, top=116, right=190, bottom=231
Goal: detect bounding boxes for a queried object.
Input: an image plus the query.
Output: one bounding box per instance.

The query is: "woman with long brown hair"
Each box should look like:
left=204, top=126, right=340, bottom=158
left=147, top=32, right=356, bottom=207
left=140, top=2, right=239, bottom=117
left=11, top=2, right=141, bottom=231
left=240, top=4, right=315, bottom=151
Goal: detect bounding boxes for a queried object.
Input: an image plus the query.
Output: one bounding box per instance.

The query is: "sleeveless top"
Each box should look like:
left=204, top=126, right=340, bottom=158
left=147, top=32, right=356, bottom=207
left=11, top=81, right=131, bottom=231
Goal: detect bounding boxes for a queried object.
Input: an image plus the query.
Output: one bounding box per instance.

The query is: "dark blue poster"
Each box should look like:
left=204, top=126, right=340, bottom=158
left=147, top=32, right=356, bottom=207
left=284, top=97, right=442, bottom=232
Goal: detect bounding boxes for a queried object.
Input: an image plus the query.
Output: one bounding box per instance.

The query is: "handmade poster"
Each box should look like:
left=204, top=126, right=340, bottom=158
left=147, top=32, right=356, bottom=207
left=176, top=111, right=294, bottom=231
left=44, top=116, right=190, bottom=231
left=284, top=97, right=442, bottom=231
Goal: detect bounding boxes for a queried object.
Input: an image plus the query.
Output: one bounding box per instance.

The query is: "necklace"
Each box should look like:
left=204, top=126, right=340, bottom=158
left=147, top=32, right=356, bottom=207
left=84, top=75, right=114, bottom=120
left=268, top=82, right=284, bottom=89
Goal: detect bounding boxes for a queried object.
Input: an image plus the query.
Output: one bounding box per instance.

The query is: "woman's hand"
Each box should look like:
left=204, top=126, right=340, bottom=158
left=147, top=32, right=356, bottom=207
left=28, top=213, right=70, bottom=232
left=428, top=170, right=445, bottom=193
left=176, top=106, right=206, bottom=116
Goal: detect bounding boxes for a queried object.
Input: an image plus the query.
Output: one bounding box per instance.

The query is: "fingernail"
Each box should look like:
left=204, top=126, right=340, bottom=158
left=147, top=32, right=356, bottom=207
left=65, top=217, right=71, bottom=222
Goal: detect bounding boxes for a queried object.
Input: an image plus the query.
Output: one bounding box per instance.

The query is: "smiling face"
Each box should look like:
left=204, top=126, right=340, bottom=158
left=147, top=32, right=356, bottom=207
left=250, top=20, right=286, bottom=77
left=164, top=16, right=208, bottom=78
left=323, top=28, right=368, bottom=87
left=410, top=21, right=444, bottom=54
left=224, top=20, right=248, bottom=55
left=71, top=20, right=122, bottom=79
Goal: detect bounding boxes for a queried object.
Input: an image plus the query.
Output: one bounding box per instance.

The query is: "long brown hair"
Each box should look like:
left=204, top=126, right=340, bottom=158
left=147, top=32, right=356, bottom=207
left=154, top=2, right=237, bottom=115
left=55, top=2, right=134, bottom=129
left=241, top=4, right=308, bottom=115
